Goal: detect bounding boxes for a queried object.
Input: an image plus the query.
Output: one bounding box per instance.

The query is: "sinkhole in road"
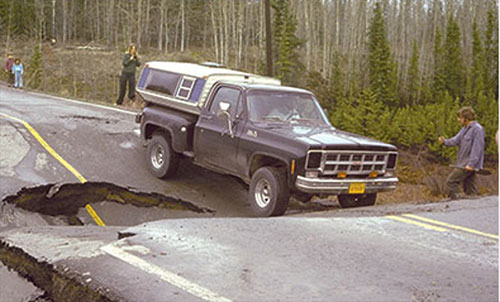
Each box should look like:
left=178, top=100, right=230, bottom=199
left=1, top=182, right=214, bottom=227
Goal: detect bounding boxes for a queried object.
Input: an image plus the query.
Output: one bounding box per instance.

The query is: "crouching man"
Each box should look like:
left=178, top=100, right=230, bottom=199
left=438, top=106, right=485, bottom=199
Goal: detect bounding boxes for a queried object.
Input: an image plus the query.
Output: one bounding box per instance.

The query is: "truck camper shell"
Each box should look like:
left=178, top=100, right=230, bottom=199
left=136, top=61, right=281, bottom=115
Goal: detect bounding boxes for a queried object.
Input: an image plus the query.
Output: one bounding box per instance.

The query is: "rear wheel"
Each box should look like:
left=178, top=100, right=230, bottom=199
left=338, top=193, right=376, bottom=208
left=146, top=132, right=179, bottom=178
left=249, top=167, right=290, bottom=217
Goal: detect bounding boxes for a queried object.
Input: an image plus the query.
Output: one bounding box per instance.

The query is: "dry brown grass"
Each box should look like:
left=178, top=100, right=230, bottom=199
left=378, top=149, right=499, bottom=204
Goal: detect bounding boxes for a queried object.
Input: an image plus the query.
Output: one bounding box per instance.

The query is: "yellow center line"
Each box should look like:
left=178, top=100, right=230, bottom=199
left=385, top=215, right=448, bottom=232
left=85, top=204, right=106, bottom=227
left=0, top=112, right=106, bottom=226
left=403, top=214, right=498, bottom=240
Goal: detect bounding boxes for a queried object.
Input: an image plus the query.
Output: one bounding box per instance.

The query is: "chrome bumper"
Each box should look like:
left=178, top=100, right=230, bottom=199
left=295, top=175, right=398, bottom=195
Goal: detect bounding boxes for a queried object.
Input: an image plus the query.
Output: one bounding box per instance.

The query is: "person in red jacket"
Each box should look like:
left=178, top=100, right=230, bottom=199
left=4, top=52, right=14, bottom=87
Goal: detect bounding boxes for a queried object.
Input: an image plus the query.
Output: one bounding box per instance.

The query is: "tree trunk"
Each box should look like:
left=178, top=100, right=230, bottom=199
left=210, top=1, right=219, bottom=63
left=180, top=0, right=185, bottom=52
left=62, top=0, right=67, bottom=42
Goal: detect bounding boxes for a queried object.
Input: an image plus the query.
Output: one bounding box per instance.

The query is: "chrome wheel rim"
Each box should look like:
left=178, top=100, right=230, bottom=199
left=151, top=144, right=165, bottom=169
left=255, top=178, right=272, bottom=208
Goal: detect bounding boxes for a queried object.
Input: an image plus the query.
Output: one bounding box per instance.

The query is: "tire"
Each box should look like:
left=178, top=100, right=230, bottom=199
left=146, top=132, right=179, bottom=179
left=249, top=167, right=290, bottom=217
left=338, top=193, right=376, bottom=208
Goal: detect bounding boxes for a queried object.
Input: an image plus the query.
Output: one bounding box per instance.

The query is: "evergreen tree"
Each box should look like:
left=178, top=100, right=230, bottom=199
left=330, top=51, right=344, bottom=101
left=476, top=94, right=499, bottom=156
left=443, top=14, right=465, bottom=100
left=484, top=9, right=498, bottom=99
left=407, top=40, right=420, bottom=106
left=335, top=89, right=391, bottom=142
left=367, top=2, right=397, bottom=109
left=272, top=0, right=302, bottom=86
left=426, top=91, right=461, bottom=162
left=432, top=27, right=446, bottom=97
left=28, top=43, right=42, bottom=89
left=469, top=21, right=485, bottom=102
left=305, top=71, right=333, bottom=110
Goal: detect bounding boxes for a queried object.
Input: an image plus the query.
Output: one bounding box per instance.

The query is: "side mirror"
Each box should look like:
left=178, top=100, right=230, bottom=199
left=217, top=101, right=234, bottom=138
left=219, top=101, right=231, bottom=113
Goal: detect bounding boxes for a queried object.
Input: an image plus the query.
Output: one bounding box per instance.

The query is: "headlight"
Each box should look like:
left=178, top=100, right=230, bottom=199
left=387, top=153, right=397, bottom=169
left=307, top=152, right=322, bottom=169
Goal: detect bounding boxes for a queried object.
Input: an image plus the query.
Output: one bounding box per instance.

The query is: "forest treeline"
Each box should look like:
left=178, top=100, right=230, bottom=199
left=0, top=0, right=498, bottom=162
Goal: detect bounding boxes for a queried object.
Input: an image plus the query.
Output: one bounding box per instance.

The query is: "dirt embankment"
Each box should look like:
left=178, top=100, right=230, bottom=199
left=378, top=149, right=498, bottom=205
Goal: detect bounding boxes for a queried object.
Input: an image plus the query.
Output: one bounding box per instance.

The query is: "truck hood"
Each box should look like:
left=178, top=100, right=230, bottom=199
left=254, top=122, right=397, bottom=151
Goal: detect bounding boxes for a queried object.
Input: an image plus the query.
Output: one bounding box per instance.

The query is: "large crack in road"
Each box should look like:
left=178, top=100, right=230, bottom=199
left=2, top=182, right=214, bottom=226
left=0, top=183, right=216, bottom=302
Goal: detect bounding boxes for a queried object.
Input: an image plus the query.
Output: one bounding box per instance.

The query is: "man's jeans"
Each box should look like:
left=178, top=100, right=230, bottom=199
left=446, top=168, right=477, bottom=199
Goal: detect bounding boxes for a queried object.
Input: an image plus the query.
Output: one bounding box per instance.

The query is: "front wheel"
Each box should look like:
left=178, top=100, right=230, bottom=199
left=146, top=132, right=179, bottom=179
left=338, top=193, right=376, bottom=208
left=249, top=167, right=290, bottom=217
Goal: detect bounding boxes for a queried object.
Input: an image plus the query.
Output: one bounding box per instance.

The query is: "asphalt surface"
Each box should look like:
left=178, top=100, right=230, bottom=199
left=0, top=86, right=498, bottom=301
left=0, top=86, right=257, bottom=218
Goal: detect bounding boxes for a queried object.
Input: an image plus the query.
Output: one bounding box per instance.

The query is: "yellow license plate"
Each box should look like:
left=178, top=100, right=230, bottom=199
left=349, top=183, right=365, bottom=194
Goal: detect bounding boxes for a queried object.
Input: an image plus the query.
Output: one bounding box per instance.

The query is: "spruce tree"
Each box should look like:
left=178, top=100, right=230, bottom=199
left=484, top=9, right=498, bottom=98
left=272, top=0, right=302, bottom=86
left=336, top=89, right=391, bottom=142
left=443, top=14, right=465, bottom=100
left=427, top=91, right=460, bottom=162
left=432, top=28, right=446, bottom=97
left=407, top=40, right=420, bottom=106
left=28, top=43, right=42, bottom=89
left=476, top=94, right=499, bottom=156
left=469, top=21, right=485, bottom=101
left=330, top=51, right=344, bottom=101
left=368, top=2, right=397, bottom=109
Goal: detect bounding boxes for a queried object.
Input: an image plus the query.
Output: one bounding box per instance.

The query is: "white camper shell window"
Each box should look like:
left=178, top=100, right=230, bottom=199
left=176, top=76, right=196, bottom=100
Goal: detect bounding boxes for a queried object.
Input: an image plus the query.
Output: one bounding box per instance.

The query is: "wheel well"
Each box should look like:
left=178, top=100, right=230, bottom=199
left=145, top=124, right=171, bottom=142
left=249, top=155, right=287, bottom=178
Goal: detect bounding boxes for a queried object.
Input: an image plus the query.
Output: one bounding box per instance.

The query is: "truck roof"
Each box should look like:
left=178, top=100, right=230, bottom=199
left=235, top=83, right=313, bottom=95
left=139, top=62, right=288, bottom=115
left=146, top=61, right=271, bottom=80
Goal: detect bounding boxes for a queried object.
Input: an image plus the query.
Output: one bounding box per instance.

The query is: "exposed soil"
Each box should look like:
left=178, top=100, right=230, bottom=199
left=377, top=149, right=498, bottom=205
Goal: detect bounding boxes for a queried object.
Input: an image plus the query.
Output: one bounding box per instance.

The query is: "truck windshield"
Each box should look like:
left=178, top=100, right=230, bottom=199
left=247, top=90, right=330, bottom=125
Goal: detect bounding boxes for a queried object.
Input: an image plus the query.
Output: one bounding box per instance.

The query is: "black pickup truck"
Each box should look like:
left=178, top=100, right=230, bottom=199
left=136, top=62, right=398, bottom=216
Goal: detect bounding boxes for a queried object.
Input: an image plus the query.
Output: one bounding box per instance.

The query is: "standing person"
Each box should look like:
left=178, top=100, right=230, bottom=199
left=116, top=43, right=141, bottom=105
left=438, top=106, right=485, bottom=199
left=12, top=58, right=23, bottom=89
left=5, top=52, right=14, bottom=87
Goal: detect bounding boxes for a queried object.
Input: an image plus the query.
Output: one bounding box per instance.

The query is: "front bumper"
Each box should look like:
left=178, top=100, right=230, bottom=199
left=295, top=175, right=398, bottom=195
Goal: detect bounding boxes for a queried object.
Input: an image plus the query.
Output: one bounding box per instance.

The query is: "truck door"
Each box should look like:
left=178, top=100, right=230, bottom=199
left=195, top=86, right=243, bottom=173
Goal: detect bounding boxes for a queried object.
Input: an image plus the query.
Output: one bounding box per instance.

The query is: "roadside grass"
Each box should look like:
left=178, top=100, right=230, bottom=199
left=378, top=150, right=498, bottom=204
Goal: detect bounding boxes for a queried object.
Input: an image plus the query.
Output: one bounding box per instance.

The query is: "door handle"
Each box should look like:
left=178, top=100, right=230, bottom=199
left=200, top=115, right=214, bottom=121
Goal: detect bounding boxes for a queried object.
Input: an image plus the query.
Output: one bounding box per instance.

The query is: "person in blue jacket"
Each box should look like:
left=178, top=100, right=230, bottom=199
left=438, top=106, right=485, bottom=199
left=12, top=58, right=23, bottom=89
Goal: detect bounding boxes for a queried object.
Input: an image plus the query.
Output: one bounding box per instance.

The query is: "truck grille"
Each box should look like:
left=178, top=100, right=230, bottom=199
left=306, top=151, right=397, bottom=176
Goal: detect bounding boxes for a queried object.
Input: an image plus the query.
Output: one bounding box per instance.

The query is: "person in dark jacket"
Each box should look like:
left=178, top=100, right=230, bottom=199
left=116, top=43, right=141, bottom=105
left=5, top=52, right=14, bottom=87
left=438, top=106, right=485, bottom=199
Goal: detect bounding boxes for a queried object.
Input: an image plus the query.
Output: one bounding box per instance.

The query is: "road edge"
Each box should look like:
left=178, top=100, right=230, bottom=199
left=0, top=239, right=118, bottom=302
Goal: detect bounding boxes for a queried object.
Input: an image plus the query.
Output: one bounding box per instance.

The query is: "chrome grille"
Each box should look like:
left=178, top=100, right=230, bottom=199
left=306, top=151, right=395, bottom=176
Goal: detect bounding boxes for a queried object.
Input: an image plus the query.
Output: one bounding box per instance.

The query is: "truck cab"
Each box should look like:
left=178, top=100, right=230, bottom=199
left=136, top=62, right=398, bottom=216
